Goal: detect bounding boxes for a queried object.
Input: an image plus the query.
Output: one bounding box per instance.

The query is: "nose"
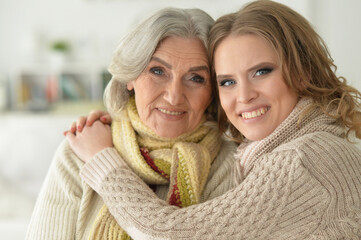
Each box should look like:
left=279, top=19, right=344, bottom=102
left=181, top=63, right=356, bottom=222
left=163, top=77, right=185, bottom=105
left=236, top=80, right=258, bottom=103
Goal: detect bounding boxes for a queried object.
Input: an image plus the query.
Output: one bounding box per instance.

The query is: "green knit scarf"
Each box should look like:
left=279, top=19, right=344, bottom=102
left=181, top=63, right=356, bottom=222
left=89, top=97, right=221, bottom=239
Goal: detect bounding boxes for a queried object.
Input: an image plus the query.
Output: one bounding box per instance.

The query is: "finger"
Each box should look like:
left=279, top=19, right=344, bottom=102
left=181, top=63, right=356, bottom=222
left=87, top=110, right=106, bottom=126
left=64, top=129, right=77, bottom=136
left=76, top=116, right=87, bottom=132
left=100, top=114, right=112, bottom=124
left=69, top=121, right=76, bottom=133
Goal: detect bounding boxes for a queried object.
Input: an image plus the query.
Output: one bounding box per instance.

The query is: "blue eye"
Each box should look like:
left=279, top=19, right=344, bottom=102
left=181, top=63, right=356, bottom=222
left=150, top=67, right=164, bottom=75
left=219, top=79, right=236, bottom=87
left=255, top=68, right=272, bottom=76
left=190, top=75, right=205, bottom=83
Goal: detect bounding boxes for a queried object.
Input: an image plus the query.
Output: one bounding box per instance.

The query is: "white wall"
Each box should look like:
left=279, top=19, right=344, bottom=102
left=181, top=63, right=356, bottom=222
left=0, top=0, right=309, bottom=76
left=1, top=0, right=360, bottom=88
left=308, top=0, right=361, bottom=90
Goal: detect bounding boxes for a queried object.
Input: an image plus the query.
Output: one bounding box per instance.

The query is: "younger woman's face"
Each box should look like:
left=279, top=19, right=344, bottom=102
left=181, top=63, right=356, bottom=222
left=214, top=34, right=299, bottom=141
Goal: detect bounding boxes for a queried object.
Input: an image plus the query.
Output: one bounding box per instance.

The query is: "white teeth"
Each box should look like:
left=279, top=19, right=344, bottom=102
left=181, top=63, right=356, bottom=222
left=241, top=107, right=268, bottom=119
left=159, top=108, right=184, bottom=116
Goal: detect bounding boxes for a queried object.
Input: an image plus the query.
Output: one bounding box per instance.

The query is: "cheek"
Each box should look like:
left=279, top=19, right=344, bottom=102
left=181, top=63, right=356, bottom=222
left=134, top=90, right=152, bottom=118
left=273, top=86, right=298, bottom=119
left=192, top=88, right=212, bottom=111
left=204, top=91, right=213, bottom=109
left=218, top=91, right=231, bottom=111
left=134, top=95, right=146, bottom=117
left=283, top=92, right=298, bottom=114
left=133, top=80, right=158, bottom=113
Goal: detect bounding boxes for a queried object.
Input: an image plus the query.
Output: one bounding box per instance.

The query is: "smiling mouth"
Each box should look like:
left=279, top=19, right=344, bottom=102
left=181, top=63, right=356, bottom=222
left=241, top=107, right=270, bottom=119
left=158, top=108, right=185, bottom=116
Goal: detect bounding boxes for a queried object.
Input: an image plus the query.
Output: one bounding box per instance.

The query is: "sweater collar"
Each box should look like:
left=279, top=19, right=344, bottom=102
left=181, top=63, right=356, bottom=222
left=234, top=97, right=345, bottom=182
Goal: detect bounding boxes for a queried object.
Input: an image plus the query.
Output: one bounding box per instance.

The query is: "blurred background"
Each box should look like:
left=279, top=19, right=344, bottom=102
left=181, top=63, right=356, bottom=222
left=0, top=0, right=360, bottom=239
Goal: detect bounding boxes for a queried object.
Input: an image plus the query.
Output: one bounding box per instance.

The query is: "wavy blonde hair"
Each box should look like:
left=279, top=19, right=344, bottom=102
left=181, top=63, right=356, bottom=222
left=103, top=7, right=215, bottom=120
left=208, top=0, right=361, bottom=143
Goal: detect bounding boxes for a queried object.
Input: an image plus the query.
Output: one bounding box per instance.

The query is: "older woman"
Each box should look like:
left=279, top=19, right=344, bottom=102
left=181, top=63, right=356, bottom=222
left=26, top=8, right=237, bottom=240
left=68, top=0, right=361, bottom=239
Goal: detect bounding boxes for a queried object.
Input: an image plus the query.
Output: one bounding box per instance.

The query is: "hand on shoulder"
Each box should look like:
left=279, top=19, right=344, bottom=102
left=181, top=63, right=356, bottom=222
left=63, top=110, right=112, bottom=136
left=66, top=121, right=113, bottom=163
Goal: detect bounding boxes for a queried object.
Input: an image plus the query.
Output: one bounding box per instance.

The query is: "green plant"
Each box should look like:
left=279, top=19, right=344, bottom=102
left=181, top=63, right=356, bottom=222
left=51, top=40, right=70, bottom=52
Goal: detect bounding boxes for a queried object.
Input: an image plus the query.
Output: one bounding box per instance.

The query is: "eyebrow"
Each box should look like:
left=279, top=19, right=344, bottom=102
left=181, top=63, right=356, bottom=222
left=150, top=57, right=209, bottom=73
left=247, top=62, right=275, bottom=72
left=189, top=65, right=209, bottom=72
left=151, top=57, right=172, bottom=69
left=216, top=74, right=233, bottom=80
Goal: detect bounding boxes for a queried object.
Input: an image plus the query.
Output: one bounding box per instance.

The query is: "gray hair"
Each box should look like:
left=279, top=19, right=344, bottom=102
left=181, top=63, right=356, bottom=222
left=104, top=7, right=214, bottom=119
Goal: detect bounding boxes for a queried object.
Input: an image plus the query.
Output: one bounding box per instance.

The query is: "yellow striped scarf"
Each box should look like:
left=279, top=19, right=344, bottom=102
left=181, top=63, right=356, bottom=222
left=89, top=97, right=221, bottom=239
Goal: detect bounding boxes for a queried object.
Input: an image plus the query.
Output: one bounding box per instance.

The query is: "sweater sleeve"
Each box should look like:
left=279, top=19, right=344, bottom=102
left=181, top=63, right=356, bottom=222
left=80, top=148, right=330, bottom=239
left=26, top=140, right=84, bottom=240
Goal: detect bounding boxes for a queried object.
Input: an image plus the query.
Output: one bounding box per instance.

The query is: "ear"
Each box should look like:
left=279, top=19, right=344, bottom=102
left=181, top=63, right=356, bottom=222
left=127, top=81, right=135, bottom=91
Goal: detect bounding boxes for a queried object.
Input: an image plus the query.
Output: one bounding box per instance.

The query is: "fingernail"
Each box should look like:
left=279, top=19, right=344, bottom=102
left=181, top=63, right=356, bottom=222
left=71, top=127, right=76, bottom=132
left=86, top=120, right=91, bottom=126
left=78, top=126, right=82, bottom=131
left=101, top=116, right=107, bottom=121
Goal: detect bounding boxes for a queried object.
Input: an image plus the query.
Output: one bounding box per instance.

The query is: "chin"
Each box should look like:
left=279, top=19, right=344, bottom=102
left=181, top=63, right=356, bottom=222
left=245, top=129, right=274, bottom=141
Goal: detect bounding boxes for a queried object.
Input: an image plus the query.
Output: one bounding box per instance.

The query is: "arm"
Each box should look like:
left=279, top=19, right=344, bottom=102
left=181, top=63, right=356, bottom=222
left=26, top=140, right=84, bottom=240
left=80, top=149, right=329, bottom=239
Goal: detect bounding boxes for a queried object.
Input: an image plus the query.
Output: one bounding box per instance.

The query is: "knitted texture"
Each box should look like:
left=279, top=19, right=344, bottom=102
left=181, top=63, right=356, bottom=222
left=25, top=140, right=99, bottom=240
left=82, top=98, right=361, bottom=239
left=89, top=97, right=221, bottom=239
left=25, top=138, right=236, bottom=240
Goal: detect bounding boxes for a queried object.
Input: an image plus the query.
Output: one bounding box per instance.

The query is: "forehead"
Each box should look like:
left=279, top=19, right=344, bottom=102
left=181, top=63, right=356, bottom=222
left=153, top=36, right=209, bottom=64
left=214, top=34, right=279, bottom=70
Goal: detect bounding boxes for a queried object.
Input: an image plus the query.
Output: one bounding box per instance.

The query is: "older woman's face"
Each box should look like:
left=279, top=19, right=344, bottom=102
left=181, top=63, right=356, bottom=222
left=127, top=36, right=212, bottom=138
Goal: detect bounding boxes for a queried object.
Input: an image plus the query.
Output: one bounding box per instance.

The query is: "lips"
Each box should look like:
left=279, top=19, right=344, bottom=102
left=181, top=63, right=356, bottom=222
left=158, top=108, right=185, bottom=116
left=241, top=107, right=269, bottom=119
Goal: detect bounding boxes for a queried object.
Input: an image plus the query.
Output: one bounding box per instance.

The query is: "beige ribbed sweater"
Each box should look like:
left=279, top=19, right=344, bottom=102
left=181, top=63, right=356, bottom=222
left=80, top=98, right=361, bottom=239
left=25, top=136, right=237, bottom=239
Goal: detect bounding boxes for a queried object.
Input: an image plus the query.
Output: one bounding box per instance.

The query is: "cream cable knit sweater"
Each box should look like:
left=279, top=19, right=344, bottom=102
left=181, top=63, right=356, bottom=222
left=80, top=98, right=361, bottom=240
left=26, top=135, right=237, bottom=239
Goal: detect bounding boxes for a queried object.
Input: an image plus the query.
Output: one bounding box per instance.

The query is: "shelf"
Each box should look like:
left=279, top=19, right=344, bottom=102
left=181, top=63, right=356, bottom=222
left=9, top=63, right=111, bottom=112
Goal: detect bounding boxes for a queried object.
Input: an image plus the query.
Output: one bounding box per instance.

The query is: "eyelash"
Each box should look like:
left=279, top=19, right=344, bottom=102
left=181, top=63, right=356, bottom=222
left=254, top=68, right=273, bottom=76
left=150, top=67, right=164, bottom=76
left=190, top=74, right=205, bottom=83
left=150, top=66, right=206, bottom=85
left=219, top=79, right=235, bottom=87
left=218, top=67, right=273, bottom=87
